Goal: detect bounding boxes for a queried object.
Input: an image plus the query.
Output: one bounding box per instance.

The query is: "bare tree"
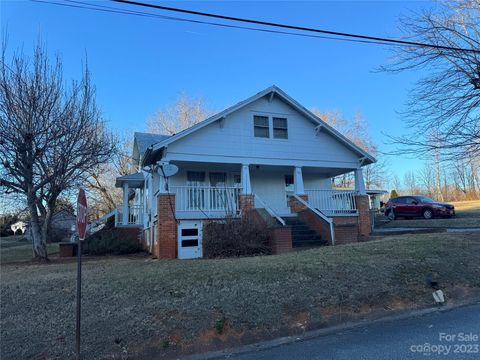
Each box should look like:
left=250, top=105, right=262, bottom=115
left=85, top=134, right=133, bottom=218
left=383, top=0, right=480, bottom=160
left=403, top=171, right=419, bottom=194
left=146, top=93, right=212, bottom=135
left=312, top=109, right=389, bottom=189
left=0, top=42, right=115, bottom=261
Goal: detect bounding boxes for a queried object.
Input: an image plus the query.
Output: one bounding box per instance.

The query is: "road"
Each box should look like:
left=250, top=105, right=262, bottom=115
left=228, top=303, right=480, bottom=359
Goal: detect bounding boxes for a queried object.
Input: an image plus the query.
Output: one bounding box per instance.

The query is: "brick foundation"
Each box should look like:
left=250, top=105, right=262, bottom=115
left=288, top=194, right=308, bottom=213
left=239, top=194, right=255, bottom=214
left=155, top=193, right=177, bottom=259
left=269, top=226, right=292, bottom=254
left=355, top=195, right=372, bottom=237
left=297, top=209, right=333, bottom=245
left=331, top=216, right=359, bottom=245
left=248, top=208, right=292, bottom=255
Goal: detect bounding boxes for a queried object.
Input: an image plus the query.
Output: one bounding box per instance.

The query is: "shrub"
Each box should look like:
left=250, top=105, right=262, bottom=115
left=203, top=217, right=271, bottom=258
left=0, top=225, right=13, bottom=237
left=48, top=228, right=71, bottom=243
left=83, top=228, right=142, bottom=255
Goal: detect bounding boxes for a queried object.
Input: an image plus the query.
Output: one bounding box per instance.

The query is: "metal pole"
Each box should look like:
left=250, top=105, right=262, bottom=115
left=76, top=238, right=82, bottom=359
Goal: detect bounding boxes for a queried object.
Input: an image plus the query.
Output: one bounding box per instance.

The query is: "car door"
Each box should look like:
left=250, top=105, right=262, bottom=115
left=393, top=197, right=407, bottom=215
left=404, top=197, right=420, bottom=216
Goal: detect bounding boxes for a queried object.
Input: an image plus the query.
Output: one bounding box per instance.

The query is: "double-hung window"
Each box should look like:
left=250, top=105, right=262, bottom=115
left=253, top=115, right=288, bottom=139
left=273, top=117, right=288, bottom=139
left=253, top=115, right=270, bottom=138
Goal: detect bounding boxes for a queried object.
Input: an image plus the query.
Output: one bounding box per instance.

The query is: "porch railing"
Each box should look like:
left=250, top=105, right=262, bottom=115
left=305, top=189, right=358, bottom=216
left=170, top=186, right=241, bottom=215
left=115, top=205, right=143, bottom=226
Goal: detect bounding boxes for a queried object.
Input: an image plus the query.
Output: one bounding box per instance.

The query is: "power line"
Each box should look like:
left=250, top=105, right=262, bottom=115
left=112, top=0, right=479, bottom=53
left=31, top=0, right=396, bottom=47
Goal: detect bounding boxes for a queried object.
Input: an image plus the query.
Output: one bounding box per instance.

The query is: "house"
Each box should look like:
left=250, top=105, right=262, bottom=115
left=25, top=209, right=76, bottom=242
left=10, top=221, right=27, bottom=234
left=114, top=86, right=376, bottom=259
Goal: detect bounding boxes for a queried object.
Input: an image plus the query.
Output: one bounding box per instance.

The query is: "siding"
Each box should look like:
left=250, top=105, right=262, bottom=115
left=164, top=96, right=360, bottom=169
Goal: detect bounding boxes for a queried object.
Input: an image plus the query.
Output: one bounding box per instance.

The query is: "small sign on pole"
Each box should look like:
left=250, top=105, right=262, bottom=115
left=76, top=188, right=88, bottom=359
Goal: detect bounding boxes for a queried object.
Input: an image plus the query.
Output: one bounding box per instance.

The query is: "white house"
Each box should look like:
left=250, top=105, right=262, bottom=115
left=114, top=86, right=375, bottom=259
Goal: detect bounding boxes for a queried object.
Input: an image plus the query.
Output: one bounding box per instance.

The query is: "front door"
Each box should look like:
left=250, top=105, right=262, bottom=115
left=178, top=221, right=203, bottom=259
left=285, top=175, right=294, bottom=209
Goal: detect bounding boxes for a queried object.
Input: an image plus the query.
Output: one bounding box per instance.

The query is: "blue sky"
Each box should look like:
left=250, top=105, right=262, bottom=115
left=2, top=0, right=432, bottom=185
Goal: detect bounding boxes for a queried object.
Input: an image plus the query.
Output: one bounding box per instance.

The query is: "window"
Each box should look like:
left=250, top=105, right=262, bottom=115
left=273, top=117, right=288, bottom=139
left=393, top=197, right=407, bottom=204
left=187, top=171, right=205, bottom=184
left=254, top=115, right=269, bottom=138
left=187, top=171, right=206, bottom=209
left=284, top=175, right=294, bottom=186
left=405, top=197, right=417, bottom=205
left=209, top=172, right=226, bottom=187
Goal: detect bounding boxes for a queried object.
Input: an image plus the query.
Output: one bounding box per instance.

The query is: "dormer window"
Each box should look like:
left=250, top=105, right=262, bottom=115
left=253, top=115, right=269, bottom=138
left=273, top=117, right=288, bottom=139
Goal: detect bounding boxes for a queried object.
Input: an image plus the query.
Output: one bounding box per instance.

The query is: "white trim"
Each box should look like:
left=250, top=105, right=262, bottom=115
left=144, top=86, right=376, bottom=165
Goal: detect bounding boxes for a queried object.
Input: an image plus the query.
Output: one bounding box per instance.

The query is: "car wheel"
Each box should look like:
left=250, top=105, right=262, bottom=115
left=387, top=210, right=396, bottom=221
left=423, top=209, right=433, bottom=219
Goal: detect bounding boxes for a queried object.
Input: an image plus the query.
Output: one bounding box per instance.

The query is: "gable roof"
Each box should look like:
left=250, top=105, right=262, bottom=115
left=134, top=132, right=171, bottom=160
left=142, top=85, right=376, bottom=166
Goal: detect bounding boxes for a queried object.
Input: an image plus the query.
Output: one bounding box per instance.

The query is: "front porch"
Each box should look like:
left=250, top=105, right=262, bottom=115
left=115, top=161, right=367, bottom=225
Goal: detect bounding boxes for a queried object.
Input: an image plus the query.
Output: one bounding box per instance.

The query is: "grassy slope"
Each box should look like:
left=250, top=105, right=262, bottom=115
left=0, top=236, right=58, bottom=263
left=1, top=233, right=480, bottom=359
left=380, top=200, right=480, bottom=228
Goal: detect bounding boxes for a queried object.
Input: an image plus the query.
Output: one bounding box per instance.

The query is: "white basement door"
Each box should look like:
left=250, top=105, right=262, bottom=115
left=177, top=221, right=203, bottom=259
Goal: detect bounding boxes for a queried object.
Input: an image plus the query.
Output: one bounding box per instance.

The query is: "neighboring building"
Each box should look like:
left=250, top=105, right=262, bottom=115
left=10, top=221, right=27, bottom=234
left=25, top=209, right=76, bottom=242
left=114, top=86, right=376, bottom=259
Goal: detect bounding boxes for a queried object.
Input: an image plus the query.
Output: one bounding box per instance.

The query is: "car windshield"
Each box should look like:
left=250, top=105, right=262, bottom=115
left=416, top=196, right=435, bottom=203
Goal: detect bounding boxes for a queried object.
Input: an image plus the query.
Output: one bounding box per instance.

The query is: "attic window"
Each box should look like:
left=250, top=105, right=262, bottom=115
left=273, top=117, right=288, bottom=139
left=253, top=115, right=269, bottom=138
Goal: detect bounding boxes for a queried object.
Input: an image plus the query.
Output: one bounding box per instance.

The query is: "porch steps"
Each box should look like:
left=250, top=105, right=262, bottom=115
left=283, top=217, right=328, bottom=248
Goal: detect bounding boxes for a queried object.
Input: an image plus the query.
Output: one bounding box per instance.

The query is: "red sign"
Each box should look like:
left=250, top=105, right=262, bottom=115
left=76, top=188, right=88, bottom=240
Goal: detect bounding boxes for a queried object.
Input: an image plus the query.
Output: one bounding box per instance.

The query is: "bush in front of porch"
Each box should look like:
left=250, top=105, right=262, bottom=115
left=203, top=217, right=271, bottom=258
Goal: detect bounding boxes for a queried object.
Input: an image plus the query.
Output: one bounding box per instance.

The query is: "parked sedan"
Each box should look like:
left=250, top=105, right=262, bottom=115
left=384, top=196, right=455, bottom=220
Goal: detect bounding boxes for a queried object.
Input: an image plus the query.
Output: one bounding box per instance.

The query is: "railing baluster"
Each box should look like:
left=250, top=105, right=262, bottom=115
left=305, top=189, right=358, bottom=215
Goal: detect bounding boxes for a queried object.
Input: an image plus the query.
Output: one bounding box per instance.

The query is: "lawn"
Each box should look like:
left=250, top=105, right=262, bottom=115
left=1, top=232, right=480, bottom=359
left=378, top=200, right=480, bottom=229
left=0, top=235, right=58, bottom=264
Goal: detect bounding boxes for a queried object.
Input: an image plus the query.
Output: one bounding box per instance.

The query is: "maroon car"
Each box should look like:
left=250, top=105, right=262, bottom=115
left=385, top=196, right=455, bottom=220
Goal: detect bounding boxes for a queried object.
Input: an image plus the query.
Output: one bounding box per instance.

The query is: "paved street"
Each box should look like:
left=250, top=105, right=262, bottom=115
left=229, top=303, right=480, bottom=359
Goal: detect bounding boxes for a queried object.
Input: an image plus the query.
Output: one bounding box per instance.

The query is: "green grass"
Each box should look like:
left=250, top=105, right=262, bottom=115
left=379, top=200, right=480, bottom=229
left=1, top=232, right=479, bottom=359
left=0, top=236, right=58, bottom=264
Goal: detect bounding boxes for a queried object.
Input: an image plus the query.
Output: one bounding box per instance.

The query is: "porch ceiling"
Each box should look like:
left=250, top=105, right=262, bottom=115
left=170, top=161, right=354, bottom=177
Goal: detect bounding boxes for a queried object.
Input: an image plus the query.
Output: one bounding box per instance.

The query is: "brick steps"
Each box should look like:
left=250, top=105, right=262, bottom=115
left=283, top=216, right=328, bottom=248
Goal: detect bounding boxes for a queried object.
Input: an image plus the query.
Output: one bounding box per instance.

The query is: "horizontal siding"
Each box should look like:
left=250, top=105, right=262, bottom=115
left=165, top=96, right=360, bottom=168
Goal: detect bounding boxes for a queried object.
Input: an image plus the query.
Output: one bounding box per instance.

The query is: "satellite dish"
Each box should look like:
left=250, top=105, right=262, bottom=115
left=159, top=163, right=179, bottom=177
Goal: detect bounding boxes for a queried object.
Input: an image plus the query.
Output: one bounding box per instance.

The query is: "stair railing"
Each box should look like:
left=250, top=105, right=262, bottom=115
left=291, top=194, right=335, bottom=246
left=254, top=194, right=286, bottom=226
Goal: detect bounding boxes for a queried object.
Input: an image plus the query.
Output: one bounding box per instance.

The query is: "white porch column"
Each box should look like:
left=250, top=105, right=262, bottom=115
left=158, top=175, right=168, bottom=193
left=122, top=182, right=129, bottom=224
left=354, top=168, right=366, bottom=195
left=241, top=164, right=252, bottom=194
left=293, top=166, right=305, bottom=195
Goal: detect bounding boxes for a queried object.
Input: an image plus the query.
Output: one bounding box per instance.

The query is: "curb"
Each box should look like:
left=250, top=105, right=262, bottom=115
left=182, top=299, right=480, bottom=360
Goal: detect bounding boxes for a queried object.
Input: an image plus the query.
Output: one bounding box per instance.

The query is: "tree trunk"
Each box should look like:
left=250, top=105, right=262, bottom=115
left=27, top=196, right=48, bottom=261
